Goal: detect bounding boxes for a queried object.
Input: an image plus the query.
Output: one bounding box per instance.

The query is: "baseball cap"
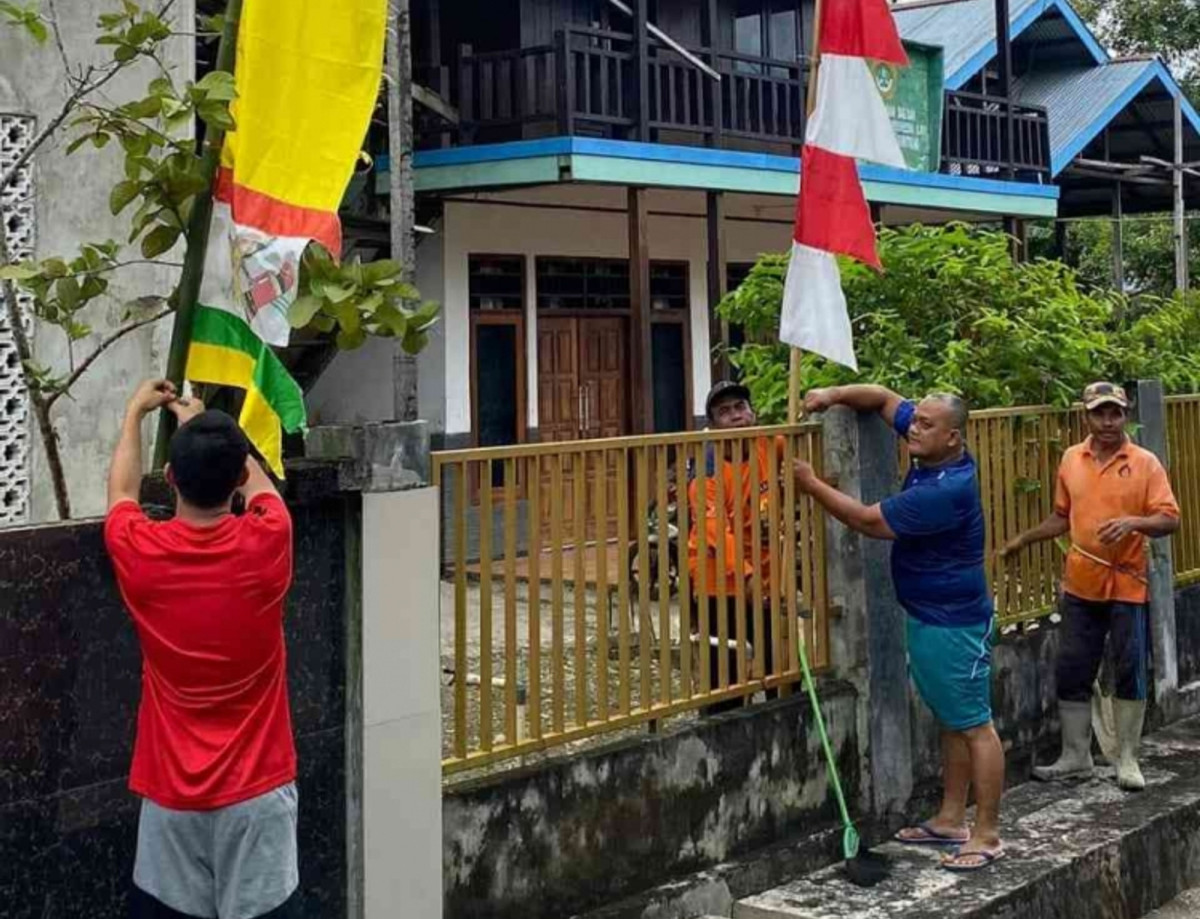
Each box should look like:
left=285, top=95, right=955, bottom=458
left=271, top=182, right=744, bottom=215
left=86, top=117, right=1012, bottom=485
left=705, top=380, right=752, bottom=419
left=1082, top=381, right=1130, bottom=411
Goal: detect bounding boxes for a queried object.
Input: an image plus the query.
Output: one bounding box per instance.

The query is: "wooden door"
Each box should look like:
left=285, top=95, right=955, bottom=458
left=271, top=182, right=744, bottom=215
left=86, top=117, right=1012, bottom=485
left=578, top=316, right=628, bottom=440
left=537, top=317, right=580, bottom=444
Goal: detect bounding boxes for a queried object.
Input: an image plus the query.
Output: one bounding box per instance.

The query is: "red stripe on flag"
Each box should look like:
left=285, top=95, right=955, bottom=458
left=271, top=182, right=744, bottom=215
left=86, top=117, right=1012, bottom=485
left=819, top=0, right=909, bottom=65
left=794, top=144, right=880, bottom=269
left=214, top=168, right=342, bottom=256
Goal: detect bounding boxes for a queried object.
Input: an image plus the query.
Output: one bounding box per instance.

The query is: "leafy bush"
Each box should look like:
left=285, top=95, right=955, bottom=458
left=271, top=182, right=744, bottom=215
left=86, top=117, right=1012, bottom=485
left=718, top=223, right=1200, bottom=422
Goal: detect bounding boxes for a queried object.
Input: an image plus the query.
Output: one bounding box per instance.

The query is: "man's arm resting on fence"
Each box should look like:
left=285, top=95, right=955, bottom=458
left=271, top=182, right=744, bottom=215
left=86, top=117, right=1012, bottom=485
left=1001, top=512, right=1070, bottom=557
left=804, top=384, right=906, bottom=428
left=793, top=460, right=896, bottom=541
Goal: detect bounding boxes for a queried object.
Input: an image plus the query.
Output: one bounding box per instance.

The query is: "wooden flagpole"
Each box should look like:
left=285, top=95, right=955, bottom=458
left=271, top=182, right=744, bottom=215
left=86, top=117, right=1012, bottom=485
left=788, top=0, right=824, bottom=424
left=152, top=0, right=244, bottom=469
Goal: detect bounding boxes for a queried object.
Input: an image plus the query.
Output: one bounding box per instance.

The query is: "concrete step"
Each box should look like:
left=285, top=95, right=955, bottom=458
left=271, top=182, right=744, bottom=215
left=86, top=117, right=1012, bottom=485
left=734, top=715, right=1200, bottom=919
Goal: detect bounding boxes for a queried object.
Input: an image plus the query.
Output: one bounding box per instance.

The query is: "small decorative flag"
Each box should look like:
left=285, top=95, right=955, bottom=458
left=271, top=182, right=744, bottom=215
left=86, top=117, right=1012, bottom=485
left=779, top=0, right=909, bottom=372
left=185, top=0, right=386, bottom=475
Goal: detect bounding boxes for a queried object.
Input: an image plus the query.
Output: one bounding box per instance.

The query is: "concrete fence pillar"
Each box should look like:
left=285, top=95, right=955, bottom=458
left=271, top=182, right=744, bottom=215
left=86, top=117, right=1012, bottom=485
left=821, top=406, right=912, bottom=823
left=1130, top=379, right=1179, bottom=717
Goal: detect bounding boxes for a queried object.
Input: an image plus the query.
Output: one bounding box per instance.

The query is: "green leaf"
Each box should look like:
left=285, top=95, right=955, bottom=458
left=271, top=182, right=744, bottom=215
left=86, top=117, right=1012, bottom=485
left=196, top=70, right=237, bottom=101
left=41, top=258, right=68, bottom=279
left=55, top=276, right=81, bottom=311
left=336, top=327, right=367, bottom=351
left=140, top=223, right=181, bottom=258
left=288, top=295, right=324, bottom=330
left=0, top=263, right=38, bottom=281
left=109, top=180, right=140, bottom=216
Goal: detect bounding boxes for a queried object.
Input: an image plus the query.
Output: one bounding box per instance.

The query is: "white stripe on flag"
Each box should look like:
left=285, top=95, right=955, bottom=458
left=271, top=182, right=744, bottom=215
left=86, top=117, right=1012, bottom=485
left=806, top=54, right=907, bottom=170
left=780, top=242, right=858, bottom=371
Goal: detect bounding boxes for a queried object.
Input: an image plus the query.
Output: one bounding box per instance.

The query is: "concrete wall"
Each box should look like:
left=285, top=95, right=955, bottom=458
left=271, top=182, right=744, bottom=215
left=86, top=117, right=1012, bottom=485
left=0, top=464, right=354, bottom=918
left=0, top=2, right=193, bottom=522
left=442, top=684, right=859, bottom=919
left=309, top=186, right=795, bottom=438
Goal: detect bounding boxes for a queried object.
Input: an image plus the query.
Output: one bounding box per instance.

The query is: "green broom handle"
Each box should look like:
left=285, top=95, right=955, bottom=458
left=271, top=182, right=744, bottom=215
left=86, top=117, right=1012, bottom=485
left=797, top=631, right=854, bottom=830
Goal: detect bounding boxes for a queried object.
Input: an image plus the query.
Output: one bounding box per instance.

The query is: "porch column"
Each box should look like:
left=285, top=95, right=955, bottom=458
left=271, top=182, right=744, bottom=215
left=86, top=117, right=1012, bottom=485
left=1175, top=96, right=1189, bottom=293
left=707, top=190, right=729, bottom=382
left=629, top=186, right=655, bottom=433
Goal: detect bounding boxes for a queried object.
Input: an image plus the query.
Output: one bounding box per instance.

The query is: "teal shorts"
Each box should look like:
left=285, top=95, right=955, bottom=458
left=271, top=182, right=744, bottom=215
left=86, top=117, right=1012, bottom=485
left=906, top=616, right=994, bottom=731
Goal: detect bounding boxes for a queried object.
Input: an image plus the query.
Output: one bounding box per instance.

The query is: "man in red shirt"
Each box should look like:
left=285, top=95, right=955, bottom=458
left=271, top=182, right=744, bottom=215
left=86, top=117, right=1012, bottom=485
left=105, top=380, right=298, bottom=918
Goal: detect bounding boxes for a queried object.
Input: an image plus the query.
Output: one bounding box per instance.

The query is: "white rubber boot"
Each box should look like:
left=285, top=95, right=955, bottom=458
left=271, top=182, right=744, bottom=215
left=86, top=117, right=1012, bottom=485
left=1114, top=699, right=1147, bottom=791
left=1033, top=699, right=1095, bottom=781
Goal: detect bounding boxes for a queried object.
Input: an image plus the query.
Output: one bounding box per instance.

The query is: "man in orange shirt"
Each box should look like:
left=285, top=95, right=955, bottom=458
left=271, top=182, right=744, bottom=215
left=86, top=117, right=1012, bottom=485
left=1003, top=382, right=1179, bottom=791
left=688, top=382, right=779, bottom=714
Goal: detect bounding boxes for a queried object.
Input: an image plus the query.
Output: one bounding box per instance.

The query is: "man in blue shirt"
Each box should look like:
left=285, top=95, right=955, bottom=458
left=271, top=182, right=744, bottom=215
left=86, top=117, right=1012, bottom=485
left=794, top=384, right=1003, bottom=872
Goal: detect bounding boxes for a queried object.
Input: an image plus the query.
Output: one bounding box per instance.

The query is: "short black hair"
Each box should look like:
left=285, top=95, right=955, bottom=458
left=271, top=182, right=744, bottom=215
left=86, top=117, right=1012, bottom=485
left=168, top=410, right=250, bottom=509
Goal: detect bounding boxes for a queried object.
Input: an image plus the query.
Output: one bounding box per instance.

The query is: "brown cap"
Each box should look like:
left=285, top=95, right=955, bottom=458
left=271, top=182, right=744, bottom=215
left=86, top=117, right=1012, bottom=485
left=1082, top=381, right=1130, bottom=411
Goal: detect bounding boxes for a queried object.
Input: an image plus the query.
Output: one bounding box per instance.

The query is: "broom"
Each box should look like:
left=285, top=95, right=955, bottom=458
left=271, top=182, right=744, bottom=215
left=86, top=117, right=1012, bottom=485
left=797, top=631, right=891, bottom=887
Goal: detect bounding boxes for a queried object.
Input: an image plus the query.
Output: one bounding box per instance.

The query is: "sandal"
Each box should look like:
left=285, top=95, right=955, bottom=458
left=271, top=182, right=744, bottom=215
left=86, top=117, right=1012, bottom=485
left=894, top=822, right=971, bottom=845
left=941, top=846, right=1005, bottom=872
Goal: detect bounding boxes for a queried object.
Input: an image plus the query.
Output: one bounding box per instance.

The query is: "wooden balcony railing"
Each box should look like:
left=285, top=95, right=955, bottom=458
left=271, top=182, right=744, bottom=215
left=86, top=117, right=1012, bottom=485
left=942, top=90, right=1051, bottom=179
left=436, top=35, right=1052, bottom=178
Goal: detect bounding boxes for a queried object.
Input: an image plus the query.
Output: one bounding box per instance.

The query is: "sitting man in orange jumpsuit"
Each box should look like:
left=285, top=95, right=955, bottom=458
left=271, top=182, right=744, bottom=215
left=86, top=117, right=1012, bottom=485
left=688, top=381, right=781, bottom=715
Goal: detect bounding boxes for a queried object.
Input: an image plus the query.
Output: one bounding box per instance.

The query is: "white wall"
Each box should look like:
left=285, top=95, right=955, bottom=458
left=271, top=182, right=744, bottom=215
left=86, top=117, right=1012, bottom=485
left=437, top=188, right=791, bottom=435
left=0, top=2, right=194, bottom=522
left=361, top=487, right=442, bottom=918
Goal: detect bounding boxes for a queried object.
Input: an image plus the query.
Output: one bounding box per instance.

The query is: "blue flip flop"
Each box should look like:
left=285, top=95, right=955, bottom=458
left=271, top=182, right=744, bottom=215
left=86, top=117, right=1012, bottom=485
left=894, top=822, right=971, bottom=846
left=941, top=847, right=1005, bottom=872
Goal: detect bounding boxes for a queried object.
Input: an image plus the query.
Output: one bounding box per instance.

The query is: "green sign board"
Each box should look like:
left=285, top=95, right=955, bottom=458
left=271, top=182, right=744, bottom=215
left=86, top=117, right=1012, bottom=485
left=873, top=43, right=945, bottom=173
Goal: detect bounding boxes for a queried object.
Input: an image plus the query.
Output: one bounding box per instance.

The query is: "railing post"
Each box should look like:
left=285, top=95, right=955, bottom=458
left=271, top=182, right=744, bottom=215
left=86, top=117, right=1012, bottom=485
left=706, top=0, right=722, bottom=148
left=1131, top=380, right=1180, bottom=721
left=632, top=0, right=651, bottom=141
left=457, top=43, right=475, bottom=144
left=555, top=30, right=574, bottom=136
left=820, top=406, right=912, bottom=822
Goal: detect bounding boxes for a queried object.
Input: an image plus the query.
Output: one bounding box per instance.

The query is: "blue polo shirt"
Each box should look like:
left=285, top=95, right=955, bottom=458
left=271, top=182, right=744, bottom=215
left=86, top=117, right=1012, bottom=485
left=880, top=401, right=992, bottom=628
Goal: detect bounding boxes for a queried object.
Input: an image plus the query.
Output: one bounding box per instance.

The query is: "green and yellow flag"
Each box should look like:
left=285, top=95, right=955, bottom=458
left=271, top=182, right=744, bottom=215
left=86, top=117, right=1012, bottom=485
left=186, top=0, right=387, bottom=475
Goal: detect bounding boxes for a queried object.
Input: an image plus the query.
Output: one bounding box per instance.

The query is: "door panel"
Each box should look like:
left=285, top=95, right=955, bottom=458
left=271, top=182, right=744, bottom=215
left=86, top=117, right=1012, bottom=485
left=537, top=318, right=580, bottom=445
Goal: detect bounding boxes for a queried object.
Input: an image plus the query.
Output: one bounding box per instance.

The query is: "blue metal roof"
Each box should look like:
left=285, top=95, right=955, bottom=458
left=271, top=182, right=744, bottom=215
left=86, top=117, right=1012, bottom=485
left=895, top=0, right=1108, bottom=89
left=1014, top=58, right=1200, bottom=175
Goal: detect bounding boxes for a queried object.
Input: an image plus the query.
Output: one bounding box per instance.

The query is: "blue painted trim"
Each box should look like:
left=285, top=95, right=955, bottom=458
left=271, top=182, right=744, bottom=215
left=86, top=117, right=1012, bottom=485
left=415, top=136, right=1059, bottom=199
left=1050, top=60, right=1200, bottom=175
left=946, top=0, right=1108, bottom=91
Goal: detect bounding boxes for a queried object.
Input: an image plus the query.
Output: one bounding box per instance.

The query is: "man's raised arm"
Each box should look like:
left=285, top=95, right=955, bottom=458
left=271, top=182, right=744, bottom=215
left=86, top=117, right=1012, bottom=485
left=108, top=380, right=178, bottom=510
left=804, top=385, right=907, bottom=428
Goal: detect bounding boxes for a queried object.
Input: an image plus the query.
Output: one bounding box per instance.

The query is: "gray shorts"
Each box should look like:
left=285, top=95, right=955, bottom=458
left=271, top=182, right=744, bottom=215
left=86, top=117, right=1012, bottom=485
left=133, top=783, right=299, bottom=919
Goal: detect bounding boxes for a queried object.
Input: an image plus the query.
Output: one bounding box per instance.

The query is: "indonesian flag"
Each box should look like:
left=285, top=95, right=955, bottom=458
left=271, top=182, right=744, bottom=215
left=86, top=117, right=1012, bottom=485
left=779, top=0, right=909, bottom=371
left=185, top=0, right=386, bottom=475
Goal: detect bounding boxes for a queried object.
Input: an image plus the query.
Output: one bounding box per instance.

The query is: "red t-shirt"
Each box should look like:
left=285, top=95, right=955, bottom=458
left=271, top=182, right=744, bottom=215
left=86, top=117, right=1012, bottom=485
left=105, top=494, right=297, bottom=810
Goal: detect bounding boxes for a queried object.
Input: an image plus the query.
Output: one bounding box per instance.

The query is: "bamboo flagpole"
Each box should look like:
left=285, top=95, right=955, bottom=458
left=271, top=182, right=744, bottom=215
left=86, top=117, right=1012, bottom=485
left=153, top=0, right=244, bottom=469
left=787, top=0, right=824, bottom=425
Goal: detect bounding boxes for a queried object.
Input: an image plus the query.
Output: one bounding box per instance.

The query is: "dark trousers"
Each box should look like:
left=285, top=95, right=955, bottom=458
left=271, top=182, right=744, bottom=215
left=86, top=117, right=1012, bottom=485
left=700, top=596, right=777, bottom=715
left=1057, top=592, right=1149, bottom=703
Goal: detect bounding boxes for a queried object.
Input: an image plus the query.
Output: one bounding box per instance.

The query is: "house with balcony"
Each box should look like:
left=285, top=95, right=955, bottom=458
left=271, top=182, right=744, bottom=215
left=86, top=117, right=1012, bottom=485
left=307, top=0, right=1200, bottom=457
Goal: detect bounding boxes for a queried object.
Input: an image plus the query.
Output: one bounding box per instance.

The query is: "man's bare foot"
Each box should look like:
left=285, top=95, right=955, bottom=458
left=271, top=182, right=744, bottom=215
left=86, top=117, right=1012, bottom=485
left=894, top=819, right=970, bottom=845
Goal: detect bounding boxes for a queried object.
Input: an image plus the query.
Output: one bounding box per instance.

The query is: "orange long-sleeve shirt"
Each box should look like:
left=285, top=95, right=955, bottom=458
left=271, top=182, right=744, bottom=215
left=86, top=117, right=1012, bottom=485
left=687, top=436, right=782, bottom=598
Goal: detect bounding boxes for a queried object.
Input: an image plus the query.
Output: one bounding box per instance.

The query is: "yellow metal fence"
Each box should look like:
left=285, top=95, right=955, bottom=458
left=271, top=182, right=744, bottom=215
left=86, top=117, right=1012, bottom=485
left=432, top=424, right=829, bottom=775
left=1167, top=396, right=1200, bottom=582
left=434, top=397, right=1200, bottom=773
left=961, top=405, right=1086, bottom=627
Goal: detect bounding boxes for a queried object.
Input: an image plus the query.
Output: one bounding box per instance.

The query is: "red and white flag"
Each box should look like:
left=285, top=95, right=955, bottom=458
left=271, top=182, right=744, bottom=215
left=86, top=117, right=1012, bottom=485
left=780, top=0, right=909, bottom=371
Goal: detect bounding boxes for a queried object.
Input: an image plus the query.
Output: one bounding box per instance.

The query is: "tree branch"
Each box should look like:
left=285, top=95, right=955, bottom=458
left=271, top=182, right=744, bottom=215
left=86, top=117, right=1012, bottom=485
left=45, top=309, right=171, bottom=410
left=0, top=61, right=125, bottom=194
left=0, top=208, right=70, bottom=519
